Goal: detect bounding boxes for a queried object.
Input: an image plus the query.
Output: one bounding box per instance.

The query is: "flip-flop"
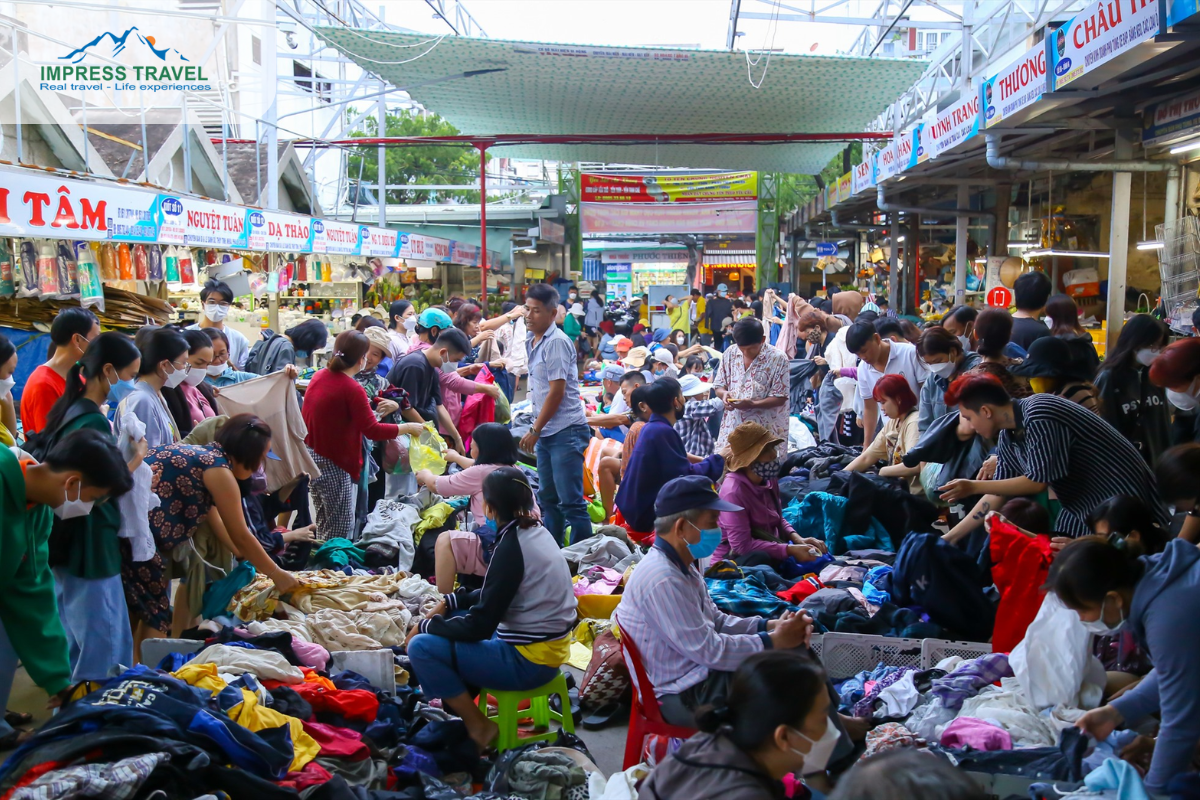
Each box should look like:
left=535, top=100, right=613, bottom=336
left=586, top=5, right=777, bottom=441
left=580, top=701, right=625, bottom=730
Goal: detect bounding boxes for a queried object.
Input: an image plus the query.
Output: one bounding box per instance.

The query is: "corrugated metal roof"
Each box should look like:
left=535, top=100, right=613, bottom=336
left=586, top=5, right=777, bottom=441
left=313, top=30, right=926, bottom=174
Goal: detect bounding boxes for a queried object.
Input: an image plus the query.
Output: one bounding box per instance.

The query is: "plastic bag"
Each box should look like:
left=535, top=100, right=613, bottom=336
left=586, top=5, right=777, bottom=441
left=55, top=241, right=79, bottom=298
left=74, top=242, right=105, bottom=313
left=408, top=421, right=447, bottom=475
left=116, top=411, right=159, bottom=562
left=0, top=238, right=15, bottom=297
left=1010, top=593, right=1106, bottom=710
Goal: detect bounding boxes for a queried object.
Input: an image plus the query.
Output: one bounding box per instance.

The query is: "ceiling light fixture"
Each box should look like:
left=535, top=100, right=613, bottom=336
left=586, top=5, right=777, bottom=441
left=1024, top=249, right=1109, bottom=259
left=1169, top=138, right=1200, bottom=155
left=1136, top=172, right=1163, bottom=251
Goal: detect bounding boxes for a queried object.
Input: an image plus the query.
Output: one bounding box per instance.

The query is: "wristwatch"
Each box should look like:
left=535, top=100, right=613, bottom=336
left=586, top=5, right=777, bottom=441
left=530, top=427, right=542, bottom=437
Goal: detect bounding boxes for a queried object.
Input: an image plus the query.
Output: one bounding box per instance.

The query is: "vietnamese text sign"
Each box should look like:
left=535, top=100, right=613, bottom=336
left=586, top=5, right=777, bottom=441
left=581, top=201, right=757, bottom=235
left=927, top=94, right=981, bottom=158
left=312, top=219, right=363, bottom=255
left=815, top=242, right=838, bottom=257
left=248, top=210, right=313, bottom=252
left=363, top=227, right=398, bottom=258
left=852, top=160, right=875, bottom=195
left=1049, top=0, right=1159, bottom=91
left=599, top=250, right=687, bottom=264
left=539, top=218, right=566, bottom=244
left=0, top=168, right=158, bottom=242
left=581, top=172, right=758, bottom=203
left=982, top=46, right=1046, bottom=128
left=173, top=197, right=248, bottom=249
left=837, top=173, right=852, bottom=204
left=398, top=232, right=451, bottom=261
left=909, top=125, right=928, bottom=167
left=1144, top=88, right=1200, bottom=145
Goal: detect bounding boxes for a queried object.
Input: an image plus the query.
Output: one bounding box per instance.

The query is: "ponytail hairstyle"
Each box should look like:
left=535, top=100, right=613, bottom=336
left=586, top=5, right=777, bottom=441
left=482, top=465, right=538, bottom=528
left=43, top=332, right=140, bottom=436
left=329, top=330, right=369, bottom=372
left=388, top=299, right=413, bottom=331
left=972, top=308, right=1013, bottom=359
left=136, top=326, right=189, bottom=377
left=1044, top=538, right=1144, bottom=611
left=695, top=650, right=826, bottom=752
left=1085, top=495, right=1169, bottom=556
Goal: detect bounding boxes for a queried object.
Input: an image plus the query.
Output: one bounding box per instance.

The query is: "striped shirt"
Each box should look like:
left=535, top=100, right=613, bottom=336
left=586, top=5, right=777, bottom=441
left=614, top=539, right=769, bottom=696
left=994, top=394, right=1169, bottom=537
left=675, top=397, right=722, bottom=456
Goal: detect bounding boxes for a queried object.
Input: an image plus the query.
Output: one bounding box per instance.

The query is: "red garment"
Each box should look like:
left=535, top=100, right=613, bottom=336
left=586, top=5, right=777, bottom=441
left=989, top=518, right=1054, bottom=653
left=19, top=364, right=66, bottom=435
left=279, top=761, right=333, bottom=790
left=613, top=508, right=655, bottom=546
left=302, top=368, right=400, bottom=480
left=776, top=576, right=824, bottom=603
left=289, top=682, right=380, bottom=723
left=458, top=367, right=496, bottom=451
left=302, top=720, right=369, bottom=759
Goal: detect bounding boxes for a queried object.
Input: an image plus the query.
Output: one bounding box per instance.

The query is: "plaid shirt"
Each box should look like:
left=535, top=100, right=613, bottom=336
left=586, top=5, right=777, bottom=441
left=675, top=397, right=722, bottom=457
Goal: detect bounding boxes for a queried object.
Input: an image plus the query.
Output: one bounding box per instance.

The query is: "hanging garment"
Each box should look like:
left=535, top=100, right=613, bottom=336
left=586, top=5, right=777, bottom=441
left=215, top=371, right=319, bottom=492
left=115, top=410, right=158, bottom=562
left=988, top=517, right=1054, bottom=654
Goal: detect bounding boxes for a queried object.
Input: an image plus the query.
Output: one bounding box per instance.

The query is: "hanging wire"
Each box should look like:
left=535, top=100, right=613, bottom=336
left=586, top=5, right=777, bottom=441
left=745, top=0, right=783, bottom=89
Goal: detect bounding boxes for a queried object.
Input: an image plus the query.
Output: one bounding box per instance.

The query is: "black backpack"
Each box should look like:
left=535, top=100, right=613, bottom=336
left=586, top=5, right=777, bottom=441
left=244, top=331, right=294, bottom=376
left=23, top=400, right=94, bottom=461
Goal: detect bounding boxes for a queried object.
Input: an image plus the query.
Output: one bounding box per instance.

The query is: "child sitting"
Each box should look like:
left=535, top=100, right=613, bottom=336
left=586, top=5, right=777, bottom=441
left=674, top=374, right=724, bottom=458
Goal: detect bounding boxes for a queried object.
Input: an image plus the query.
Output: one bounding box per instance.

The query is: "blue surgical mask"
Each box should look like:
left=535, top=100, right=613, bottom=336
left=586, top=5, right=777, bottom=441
left=108, top=377, right=137, bottom=406
left=686, top=520, right=723, bottom=560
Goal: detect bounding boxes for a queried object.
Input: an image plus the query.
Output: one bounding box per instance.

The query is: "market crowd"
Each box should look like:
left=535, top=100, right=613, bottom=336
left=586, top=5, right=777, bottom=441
left=0, top=269, right=1199, bottom=800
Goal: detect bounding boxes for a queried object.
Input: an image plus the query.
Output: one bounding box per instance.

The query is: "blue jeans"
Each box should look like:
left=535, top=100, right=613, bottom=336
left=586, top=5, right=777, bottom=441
left=407, top=632, right=559, bottom=700
left=535, top=422, right=593, bottom=545
left=53, top=569, right=134, bottom=683
left=0, top=620, right=18, bottom=741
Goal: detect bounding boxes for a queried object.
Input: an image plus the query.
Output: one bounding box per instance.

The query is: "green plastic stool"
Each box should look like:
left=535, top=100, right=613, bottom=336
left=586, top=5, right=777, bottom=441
left=477, top=672, right=576, bottom=752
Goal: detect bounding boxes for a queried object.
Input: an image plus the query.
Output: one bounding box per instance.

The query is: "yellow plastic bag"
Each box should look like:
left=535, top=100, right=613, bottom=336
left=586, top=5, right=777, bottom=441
left=408, top=421, right=447, bottom=475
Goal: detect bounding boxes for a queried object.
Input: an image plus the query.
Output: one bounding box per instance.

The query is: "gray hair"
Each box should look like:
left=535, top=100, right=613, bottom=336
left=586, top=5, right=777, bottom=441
left=654, top=508, right=704, bottom=536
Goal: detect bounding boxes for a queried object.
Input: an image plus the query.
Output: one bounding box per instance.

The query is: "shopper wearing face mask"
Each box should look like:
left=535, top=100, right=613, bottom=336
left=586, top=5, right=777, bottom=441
left=387, top=299, right=416, bottom=359
left=304, top=331, right=405, bottom=541
left=1049, top=537, right=1200, bottom=795
left=0, top=334, right=17, bottom=447
left=1149, top=338, right=1200, bottom=445
left=199, top=328, right=260, bottom=388
left=0, top=428, right=133, bottom=746
left=114, top=327, right=190, bottom=449
left=29, top=333, right=147, bottom=688
left=917, top=325, right=983, bottom=432
left=159, top=329, right=219, bottom=435
left=188, top=278, right=250, bottom=370
left=1094, top=315, right=1171, bottom=466
left=639, top=651, right=837, bottom=800
left=21, top=307, right=100, bottom=436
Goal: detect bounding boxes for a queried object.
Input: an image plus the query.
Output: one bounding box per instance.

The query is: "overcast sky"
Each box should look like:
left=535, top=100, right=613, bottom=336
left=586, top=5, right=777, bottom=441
left=379, top=0, right=861, bottom=53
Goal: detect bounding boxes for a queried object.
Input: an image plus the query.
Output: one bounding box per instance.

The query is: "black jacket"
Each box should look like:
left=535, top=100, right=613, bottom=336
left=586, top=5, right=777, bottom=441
left=639, top=733, right=786, bottom=800
left=1095, top=364, right=1171, bottom=466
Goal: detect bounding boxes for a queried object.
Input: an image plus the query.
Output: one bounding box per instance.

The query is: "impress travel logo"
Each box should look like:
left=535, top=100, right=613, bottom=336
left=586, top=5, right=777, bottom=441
left=39, top=27, right=213, bottom=92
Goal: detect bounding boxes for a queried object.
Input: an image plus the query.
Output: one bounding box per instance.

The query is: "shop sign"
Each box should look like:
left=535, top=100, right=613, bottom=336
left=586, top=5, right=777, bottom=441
left=312, top=219, right=363, bottom=255
left=580, top=201, right=757, bottom=235
left=164, top=196, right=247, bottom=249
left=539, top=219, right=566, bottom=244
left=605, top=262, right=632, bottom=283
left=580, top=171, right=758, bottom=203
left=982, top=46, right=1046, bottom=128
left=875, top=141, right=903, bottom=183
left=1049, top=0, right=1159, bottom=91
left=248, top=210, right=314, bottom=252
left=1169, top=0, right=1200, bottom=24
left=450, top=241, right=480, bottom=266
left=398, top=232, right=451, bottom=261
left=815, top=242, right=838, bottom=257
left=363, top=226, right=398, bottom=257
left=851, top=160, right=875, bottom=195
left=599, top=250, right=686, bottom=264
left=837, top=173, right=852, bottom=204
left=909, top=125, right=927, bottom=167
left=987, top=285, right=1013, bottom=308
left=1144, top=88, right=1200, bottom=146
left=927, top=94, right=981, bottom=159
left=0, top=168, right=158, bottom=242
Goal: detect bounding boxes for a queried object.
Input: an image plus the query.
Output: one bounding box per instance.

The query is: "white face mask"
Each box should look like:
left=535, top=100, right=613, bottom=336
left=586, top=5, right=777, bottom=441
left=1080, top=595, right=1126, bottom=636
left=1134, top=348, right=1158, bottom=367
left=1166, top=377, right=1200, bottom=412
left=204, top=302, right=229, bottom=323
left=439, top=352, right=457, bottom=373
left=53, top=480, right=94, bottom=520
left=0, top=375, right=14, bottom=400
left=163, top=362, right=189, bottom=389
left=790, top=720, right=840, bottom=775
left=927, top=360, right=957, bottom=379
left=957, top=334, right=973, bottom=353
left=184, top=366, right=208, bottom=387
left=403, top=317, right=417, bottom=333
left=206, top=363, right=227, bottom=377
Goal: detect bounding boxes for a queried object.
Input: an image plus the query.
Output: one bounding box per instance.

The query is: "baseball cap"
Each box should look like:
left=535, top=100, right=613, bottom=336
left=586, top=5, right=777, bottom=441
left=678, top=374, right=711, bottom=397
left=601, top=363, right=626, bottom=382
left=652, top=348, right=674, bottom=366
left=651, top=327, right=671, bottom=343
left=613, top=336, right=633, bottom=353
left=717, top=283, right=728, bottom=296
left=417, top=307, right=453, bottom=330
left=654, top=475, right=742, bottom=518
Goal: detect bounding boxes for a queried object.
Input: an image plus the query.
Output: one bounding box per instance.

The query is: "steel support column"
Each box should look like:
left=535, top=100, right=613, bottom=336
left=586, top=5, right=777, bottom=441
left=376, top=92, right=387, bottom=226
left=479, top=144, right=488, bottom=306
left=890, top=215, right=901, bottom=312
left=1106, top=130, right=1136, bottom=353
left=954, top=184, right=969, bottom=307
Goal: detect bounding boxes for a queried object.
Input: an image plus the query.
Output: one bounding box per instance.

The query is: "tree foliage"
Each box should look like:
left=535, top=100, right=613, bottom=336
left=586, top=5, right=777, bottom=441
left=345, top=109, right=489, bottom=204
left=776, top=143, right=864, bottom=218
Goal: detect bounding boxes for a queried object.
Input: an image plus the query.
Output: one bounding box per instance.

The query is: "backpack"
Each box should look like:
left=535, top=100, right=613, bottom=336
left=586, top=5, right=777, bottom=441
left=578, top=628, right=630, bottom=710
left=23, top=400, right=94, bottom=461
left=244, top=331, right=294, bottom=376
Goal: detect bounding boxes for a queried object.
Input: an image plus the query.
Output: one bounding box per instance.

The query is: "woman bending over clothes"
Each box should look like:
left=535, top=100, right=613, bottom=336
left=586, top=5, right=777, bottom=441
left=406, top=467, right=577, bottom=751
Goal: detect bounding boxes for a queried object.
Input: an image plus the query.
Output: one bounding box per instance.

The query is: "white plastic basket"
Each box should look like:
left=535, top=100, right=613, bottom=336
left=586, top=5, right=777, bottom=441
left=816, top=633, right=923, bottom=680
left=921, top=638, right=993, bottom=669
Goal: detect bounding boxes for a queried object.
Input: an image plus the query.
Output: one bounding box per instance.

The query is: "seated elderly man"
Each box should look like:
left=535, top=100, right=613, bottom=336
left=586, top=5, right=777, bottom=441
left=615, top=475, right=813, bottom=725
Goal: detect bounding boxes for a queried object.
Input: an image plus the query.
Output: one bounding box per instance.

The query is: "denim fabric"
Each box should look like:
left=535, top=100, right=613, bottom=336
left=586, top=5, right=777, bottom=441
left=52, top=569, right=134, bottom=683
left=927, top=728, right=1087, bottom=781
left=406, top=632, right=559, bottom=700
left=535, top=422, right=593, bottom=545
left=704, top=573, right=797, bottom=618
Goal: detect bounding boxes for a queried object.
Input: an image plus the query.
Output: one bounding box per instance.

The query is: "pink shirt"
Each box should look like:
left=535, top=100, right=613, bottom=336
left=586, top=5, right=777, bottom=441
left=713, top=471, right=795, bottom=562
left=180, top=383, right=216, bottom=427
left=433, top=463, right=540, bottom=525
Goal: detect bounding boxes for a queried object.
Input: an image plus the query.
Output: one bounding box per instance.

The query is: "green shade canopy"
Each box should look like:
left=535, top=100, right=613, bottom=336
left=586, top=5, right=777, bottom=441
left=313, top=29, right=927, bottom=174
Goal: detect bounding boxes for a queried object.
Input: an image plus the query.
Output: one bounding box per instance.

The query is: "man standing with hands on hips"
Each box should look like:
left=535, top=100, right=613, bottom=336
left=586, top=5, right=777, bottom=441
left=519, top=284, right=593, bottom=545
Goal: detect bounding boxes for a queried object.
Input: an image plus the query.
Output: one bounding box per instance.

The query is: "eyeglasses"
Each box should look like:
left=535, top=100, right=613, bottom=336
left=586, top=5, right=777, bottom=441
left=206, top=301, right=232, bottom=309
left=169, top=360, right=191, bottom=372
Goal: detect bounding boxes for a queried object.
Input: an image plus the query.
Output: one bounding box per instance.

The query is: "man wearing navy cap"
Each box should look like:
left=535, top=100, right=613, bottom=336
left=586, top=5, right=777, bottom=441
left=614, top=475, right=814, bottom=727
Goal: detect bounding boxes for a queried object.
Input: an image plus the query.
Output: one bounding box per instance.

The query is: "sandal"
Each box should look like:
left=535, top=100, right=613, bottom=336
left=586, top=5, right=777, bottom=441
left=580, top=701, right=625, bottom=730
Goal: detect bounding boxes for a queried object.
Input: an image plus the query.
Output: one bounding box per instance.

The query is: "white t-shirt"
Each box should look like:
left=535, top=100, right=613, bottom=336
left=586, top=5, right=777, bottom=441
left=857, top=341, right=927, bottom=420
left=188, top=323, right=250, bottom=369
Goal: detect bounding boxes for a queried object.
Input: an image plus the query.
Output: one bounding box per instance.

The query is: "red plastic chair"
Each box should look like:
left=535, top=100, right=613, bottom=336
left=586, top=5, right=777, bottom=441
left=617, top=625, right=698, bottom=769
